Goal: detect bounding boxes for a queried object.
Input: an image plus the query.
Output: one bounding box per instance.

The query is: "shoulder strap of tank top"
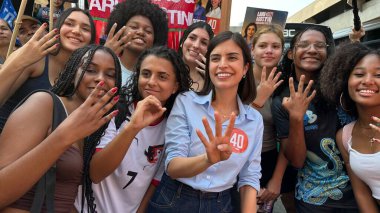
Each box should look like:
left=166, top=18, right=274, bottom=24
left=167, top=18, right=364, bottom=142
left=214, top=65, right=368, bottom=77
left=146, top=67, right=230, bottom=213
left=342, top=121, right=355, bottom=152
left=29, top=89, right=67, bottom=213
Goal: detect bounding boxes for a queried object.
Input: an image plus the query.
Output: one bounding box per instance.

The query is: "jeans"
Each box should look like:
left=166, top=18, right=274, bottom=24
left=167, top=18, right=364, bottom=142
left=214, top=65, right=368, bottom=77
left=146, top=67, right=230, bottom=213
left=148, top=173, right=233, bottom=213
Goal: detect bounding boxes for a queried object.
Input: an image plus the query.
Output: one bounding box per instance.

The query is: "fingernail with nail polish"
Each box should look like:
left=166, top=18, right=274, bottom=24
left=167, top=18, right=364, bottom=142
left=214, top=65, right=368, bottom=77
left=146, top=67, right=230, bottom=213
left=111, top=87, right=118, bottom=93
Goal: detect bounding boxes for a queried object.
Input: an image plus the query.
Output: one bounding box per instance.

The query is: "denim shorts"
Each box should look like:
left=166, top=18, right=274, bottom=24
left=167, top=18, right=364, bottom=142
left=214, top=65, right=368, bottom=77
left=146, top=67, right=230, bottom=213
left=148, top=173, right=233, bottom=213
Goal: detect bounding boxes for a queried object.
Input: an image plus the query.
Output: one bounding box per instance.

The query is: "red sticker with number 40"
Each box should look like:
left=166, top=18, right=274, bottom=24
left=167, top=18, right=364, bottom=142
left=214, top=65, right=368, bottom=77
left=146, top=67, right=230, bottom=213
left=229, top=128, right=248, bottom=153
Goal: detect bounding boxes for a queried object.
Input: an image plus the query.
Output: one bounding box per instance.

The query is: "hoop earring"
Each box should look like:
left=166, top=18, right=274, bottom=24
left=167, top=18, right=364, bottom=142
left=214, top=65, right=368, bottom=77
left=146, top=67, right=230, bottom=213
left=340, top=92, right=352, bottom=112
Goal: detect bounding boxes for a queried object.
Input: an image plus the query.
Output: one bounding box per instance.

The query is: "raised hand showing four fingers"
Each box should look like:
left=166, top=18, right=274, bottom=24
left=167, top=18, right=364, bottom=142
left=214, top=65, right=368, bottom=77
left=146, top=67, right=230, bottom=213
left=254, top=66, right=283, bottom=107
left=282, top=75, right=316, bottom=119
left=9, top=23, right=59, bottom=67
left=104, top=23, right=131, bottom=56
left=196, top=111, right=236, bottom=165
left=57, top=81, right=119, bottom=143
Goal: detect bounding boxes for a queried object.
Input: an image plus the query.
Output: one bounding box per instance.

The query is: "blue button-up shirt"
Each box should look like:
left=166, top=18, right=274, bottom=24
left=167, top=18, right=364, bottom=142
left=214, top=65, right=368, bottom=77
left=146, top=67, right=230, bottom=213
left=165, top=91, right=263, bottom=192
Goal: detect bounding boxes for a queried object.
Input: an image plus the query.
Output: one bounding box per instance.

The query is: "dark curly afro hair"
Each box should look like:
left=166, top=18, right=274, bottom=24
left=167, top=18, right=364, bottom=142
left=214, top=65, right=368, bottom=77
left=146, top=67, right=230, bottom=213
left=106, top=0, right=168, bottom=46
left=319, top=42, right=380, bottom=116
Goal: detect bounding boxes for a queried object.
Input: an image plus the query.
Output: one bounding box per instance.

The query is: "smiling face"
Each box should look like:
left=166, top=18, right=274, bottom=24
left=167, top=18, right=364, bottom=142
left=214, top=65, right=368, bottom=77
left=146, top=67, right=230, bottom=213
left=247, top=25, right=255, bottom=38
left=59, top=11, right=92, bottom=52
left=252, top=32, right=282, bottom=70
left=182, top=28, right=210, bottom=66
left=138, top=55, right=179, bottom=106
left=75, top=50, right=116, bottom=100
left=124, top=15, right=154, bottom=54
left=209, top=39, right=248, bottom=91
left=348, top=54, right=380, bottom=108
left=289, top=30, right=327, bottom=78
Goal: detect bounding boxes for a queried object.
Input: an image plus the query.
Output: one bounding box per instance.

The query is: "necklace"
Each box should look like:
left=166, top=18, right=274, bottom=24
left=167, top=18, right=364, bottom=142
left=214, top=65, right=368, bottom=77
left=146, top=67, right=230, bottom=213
left=220, top=112, right=234, bottom=118
left=357, top=121, right=378, bottom=147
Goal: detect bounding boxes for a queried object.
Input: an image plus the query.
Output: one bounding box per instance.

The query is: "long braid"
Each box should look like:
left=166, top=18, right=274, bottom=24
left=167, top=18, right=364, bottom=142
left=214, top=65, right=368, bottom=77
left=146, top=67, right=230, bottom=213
left=81, top=46, right=122, bottom=213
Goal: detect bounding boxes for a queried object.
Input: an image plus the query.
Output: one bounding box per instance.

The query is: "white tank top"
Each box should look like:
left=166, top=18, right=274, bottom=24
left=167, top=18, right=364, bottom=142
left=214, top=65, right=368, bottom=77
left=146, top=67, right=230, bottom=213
left=342, top=121, right=380, bottom=200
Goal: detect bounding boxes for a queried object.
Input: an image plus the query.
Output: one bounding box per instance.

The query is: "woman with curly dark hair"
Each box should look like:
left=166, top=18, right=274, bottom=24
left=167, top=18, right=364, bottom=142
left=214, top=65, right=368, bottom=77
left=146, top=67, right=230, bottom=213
left=271, top=26, right=359, bottom=212
left=103, top=0, right=168, bottom=86
left=75, top=46, right=191, bottom=213
left=319, top=42, right=380, bottom=212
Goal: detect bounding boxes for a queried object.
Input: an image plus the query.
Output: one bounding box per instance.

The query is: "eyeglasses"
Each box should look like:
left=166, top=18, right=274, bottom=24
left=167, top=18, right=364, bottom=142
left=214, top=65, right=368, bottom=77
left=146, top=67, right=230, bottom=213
left=295, top=41, right=329, bottom=51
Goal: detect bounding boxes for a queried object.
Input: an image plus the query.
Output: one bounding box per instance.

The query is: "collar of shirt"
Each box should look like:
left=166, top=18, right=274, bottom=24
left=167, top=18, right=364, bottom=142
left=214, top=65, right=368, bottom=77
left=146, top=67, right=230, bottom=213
left=192, top=91, right=256, bottom=123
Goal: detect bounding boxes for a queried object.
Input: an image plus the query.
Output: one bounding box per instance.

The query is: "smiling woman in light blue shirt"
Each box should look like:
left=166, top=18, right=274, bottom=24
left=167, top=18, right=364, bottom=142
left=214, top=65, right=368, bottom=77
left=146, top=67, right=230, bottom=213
left=148, top=31, right=263, bottom=213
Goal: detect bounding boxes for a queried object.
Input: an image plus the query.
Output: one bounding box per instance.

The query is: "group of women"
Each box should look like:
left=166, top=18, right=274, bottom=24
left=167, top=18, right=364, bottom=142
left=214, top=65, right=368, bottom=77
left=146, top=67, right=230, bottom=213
left=0, top=3, right=379, bottom=213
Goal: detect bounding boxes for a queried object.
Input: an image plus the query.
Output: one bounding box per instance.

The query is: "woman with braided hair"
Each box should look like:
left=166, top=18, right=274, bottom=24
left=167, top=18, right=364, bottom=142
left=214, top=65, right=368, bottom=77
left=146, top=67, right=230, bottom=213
left=0, top=44, right=122, bottom=212
left=76, top=46, right=191, bottom=213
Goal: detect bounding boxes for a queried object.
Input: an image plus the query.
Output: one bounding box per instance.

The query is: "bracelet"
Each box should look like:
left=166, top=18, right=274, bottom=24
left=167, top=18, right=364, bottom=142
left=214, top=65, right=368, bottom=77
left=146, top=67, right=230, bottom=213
left=251, top=102, right=263, bottom=108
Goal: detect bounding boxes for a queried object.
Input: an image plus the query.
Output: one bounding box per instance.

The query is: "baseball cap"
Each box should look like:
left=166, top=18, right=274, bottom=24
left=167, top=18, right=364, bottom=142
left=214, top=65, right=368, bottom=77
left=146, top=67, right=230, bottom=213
left=13, top=15, right=41, bottom=27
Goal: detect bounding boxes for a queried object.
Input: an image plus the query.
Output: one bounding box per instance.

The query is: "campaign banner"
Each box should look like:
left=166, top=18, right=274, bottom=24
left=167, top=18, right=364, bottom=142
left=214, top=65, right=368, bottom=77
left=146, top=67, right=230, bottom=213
left=242, top=7, right=288, bottom=34
left=193, top=0, right=222, bottom=35
left=0, top=0, right=17, bottom=27
left=87, top=0, right=195, bottom=49
left=153, top=0, right=195, bottom=50
left=88, top=0, right=124, bottom=44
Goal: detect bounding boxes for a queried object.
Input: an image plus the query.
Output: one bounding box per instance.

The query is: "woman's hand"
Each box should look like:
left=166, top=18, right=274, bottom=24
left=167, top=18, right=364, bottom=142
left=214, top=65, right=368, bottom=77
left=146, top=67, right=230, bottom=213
left=7, top=23, right=58, bottom=68
left=370, top=116, right=380, bottom=143
left=195, top=53, right=206, bottom=76
left=253, top=67, right=283, bottom=107
left=196, top=112, right=236, bottom=165
left=282, top=75, right=316, bottom=119
left=104, top=23, right=131, bottom=56
left=57, top=81, right=119, bottom=142
left=258, top=178, right=281, bottom=203
left=128, top=95, right=167, bottom=131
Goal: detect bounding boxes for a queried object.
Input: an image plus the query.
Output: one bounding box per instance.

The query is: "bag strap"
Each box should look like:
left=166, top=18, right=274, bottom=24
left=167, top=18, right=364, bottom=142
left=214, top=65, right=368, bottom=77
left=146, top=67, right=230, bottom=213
left=29, top=90, right=67, bottom=213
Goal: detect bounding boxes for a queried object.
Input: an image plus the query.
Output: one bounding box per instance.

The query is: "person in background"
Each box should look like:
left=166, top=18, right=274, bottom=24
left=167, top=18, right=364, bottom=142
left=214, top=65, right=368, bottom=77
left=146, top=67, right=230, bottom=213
left=250, top=24, right=296, bottom=213
left=193, top=0, right=206, bottom=21
left=36, top=0, right=65, bottom=25
left=243, top=22, right=257, bottom=51
left=178, top=21, right=214, bottom=91
left=205, top=0, right=221, bottom=19
left=0, top=44, right=121, bottom=211
left=76, top=46, right=191, bottom=213
left=148, top=31, right=262, bottom=213
left=104, top=0, right=168, bottom=85
left=271, top=26, right=359, bottom=212
left=0, top=8, right=96, bottom=134
left=16, top=15, right=42, bottom=45
left=0, top=19, right=12, bottom=64
left=319, top=42, right=380, bottom=212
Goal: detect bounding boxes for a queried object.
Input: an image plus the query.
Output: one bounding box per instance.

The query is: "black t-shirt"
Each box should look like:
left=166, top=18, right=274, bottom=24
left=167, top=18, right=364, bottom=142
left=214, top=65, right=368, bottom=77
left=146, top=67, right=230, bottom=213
left=271, top=84, right=357, bottom=208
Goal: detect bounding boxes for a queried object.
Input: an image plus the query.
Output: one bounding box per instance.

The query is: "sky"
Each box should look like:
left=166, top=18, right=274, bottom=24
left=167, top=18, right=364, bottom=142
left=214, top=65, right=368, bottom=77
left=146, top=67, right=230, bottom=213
left=230, top=0, right=315, bottom=26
